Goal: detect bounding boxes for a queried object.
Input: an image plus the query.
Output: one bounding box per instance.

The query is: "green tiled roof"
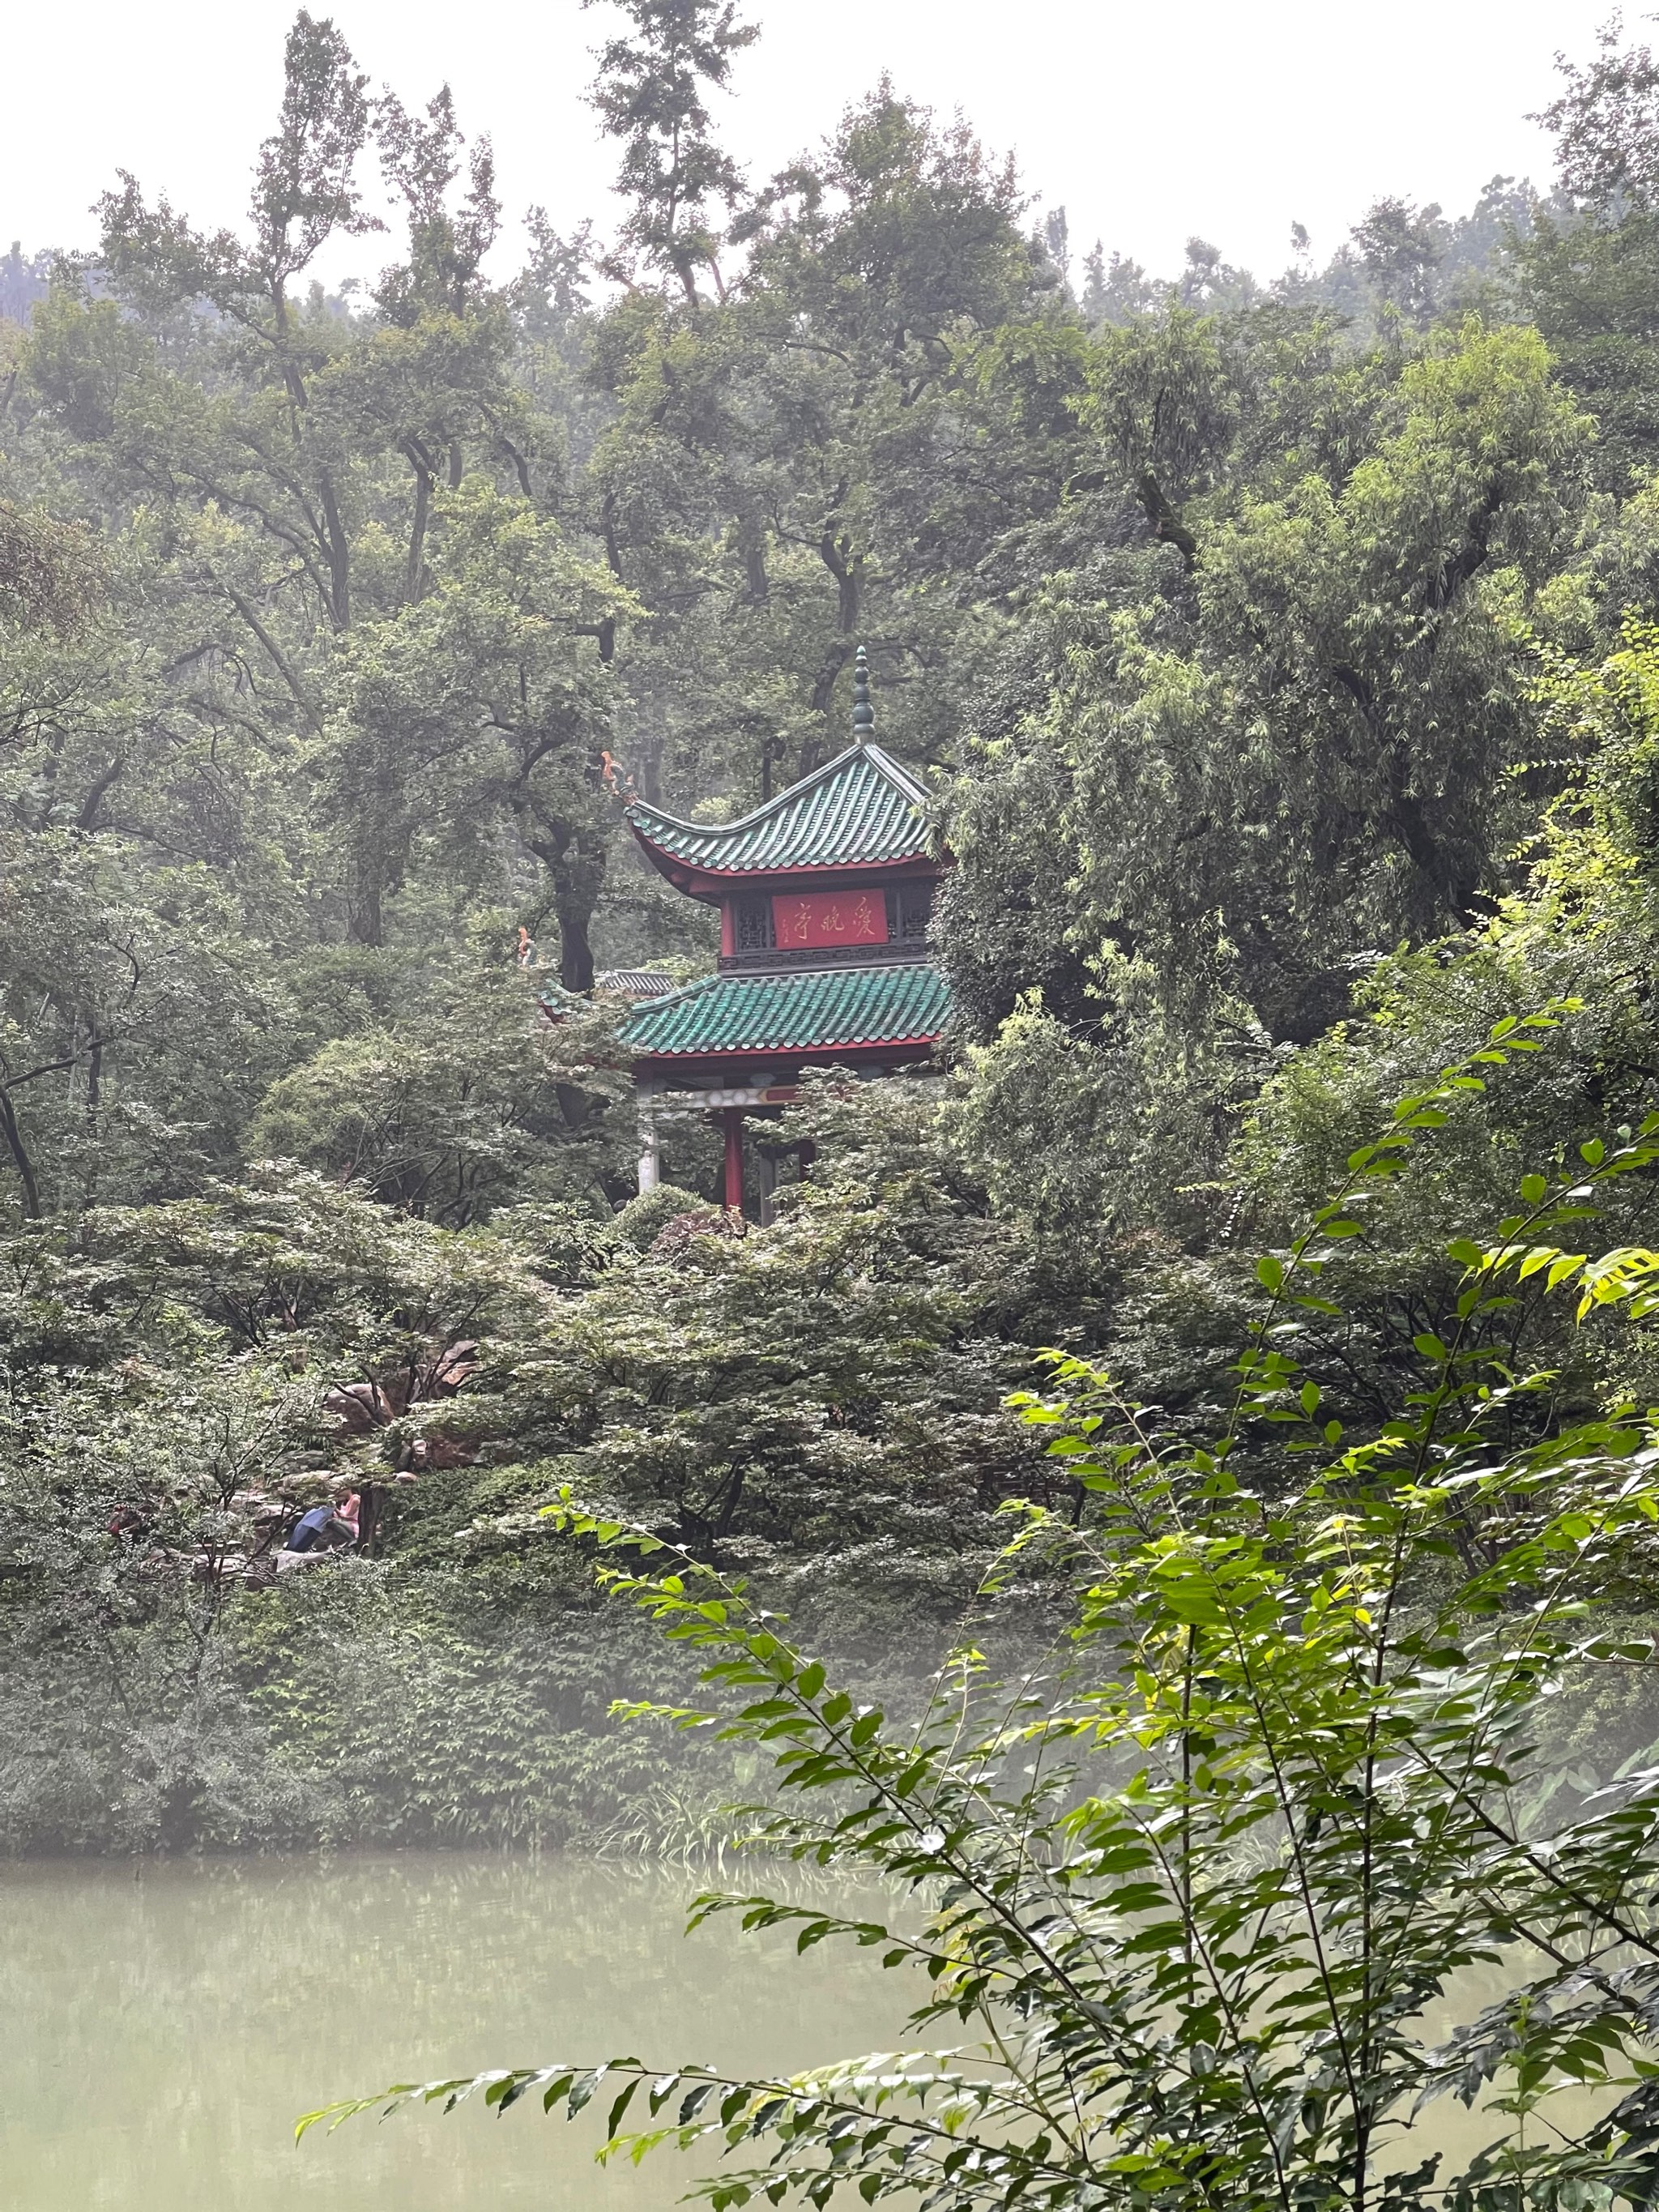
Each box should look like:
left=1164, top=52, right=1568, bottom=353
left=623, top=961, right=953, bottom=1058
left=626, top=744, right=933, bottom=877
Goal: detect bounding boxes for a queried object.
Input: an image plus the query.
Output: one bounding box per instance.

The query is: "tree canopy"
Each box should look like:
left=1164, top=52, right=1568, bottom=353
left=9, top=36, right=1659, bottom=2202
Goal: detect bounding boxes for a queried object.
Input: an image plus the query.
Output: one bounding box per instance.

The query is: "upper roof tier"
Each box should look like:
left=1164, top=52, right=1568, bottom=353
left=626, top=742, right=936, bottom=890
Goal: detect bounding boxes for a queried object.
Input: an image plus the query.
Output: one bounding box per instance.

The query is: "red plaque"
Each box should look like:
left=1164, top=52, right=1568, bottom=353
left=771, top=890, right=888, bottom=949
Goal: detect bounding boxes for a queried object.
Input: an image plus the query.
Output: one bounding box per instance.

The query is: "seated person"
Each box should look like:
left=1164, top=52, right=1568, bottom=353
left=284, top=1501, right=348, bottom=1553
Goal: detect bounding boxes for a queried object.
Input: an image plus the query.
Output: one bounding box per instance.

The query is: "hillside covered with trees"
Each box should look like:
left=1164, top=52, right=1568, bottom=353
left=6, top=2, right=1659, bottom=1885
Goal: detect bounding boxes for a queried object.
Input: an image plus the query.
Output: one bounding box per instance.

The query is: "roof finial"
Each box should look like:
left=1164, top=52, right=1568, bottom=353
left=851, top=644, right=875, bottom=744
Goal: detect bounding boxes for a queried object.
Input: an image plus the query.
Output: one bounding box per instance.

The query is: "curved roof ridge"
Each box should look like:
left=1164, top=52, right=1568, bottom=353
left=626, top=741, right=930, bottom=842
left=621, top=967, right=714, bottom=1014
left=625, top=744, right=936, bottom=881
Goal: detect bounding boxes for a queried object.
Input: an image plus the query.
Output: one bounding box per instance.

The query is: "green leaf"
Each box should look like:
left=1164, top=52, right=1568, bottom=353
left=605, top=2079, right=640, bottom=2140
left=567, top=2069, right=603, bottom=2118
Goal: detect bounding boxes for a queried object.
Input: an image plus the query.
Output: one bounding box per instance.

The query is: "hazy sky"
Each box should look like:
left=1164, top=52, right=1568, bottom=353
left=1, top=0, right=1619, bottom=288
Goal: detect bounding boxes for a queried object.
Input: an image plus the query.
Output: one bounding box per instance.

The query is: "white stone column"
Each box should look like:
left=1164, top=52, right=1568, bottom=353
left=637, top=1081, right=661, bottom=1193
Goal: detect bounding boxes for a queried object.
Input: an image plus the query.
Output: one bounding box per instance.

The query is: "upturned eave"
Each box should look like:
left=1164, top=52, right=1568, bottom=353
left=622, top=741, right=940, bottom=894
left=625, top=823, right=942, bottom=903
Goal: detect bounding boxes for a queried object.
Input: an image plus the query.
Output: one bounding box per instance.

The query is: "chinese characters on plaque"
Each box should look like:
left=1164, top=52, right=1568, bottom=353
left=771, top=890, right=889, bottom=948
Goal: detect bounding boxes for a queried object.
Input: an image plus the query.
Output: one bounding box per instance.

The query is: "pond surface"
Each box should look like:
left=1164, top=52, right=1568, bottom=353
left=0, top=1853, right=911, bottom=2212
left=3, top=1852, right=1604, bottom=2209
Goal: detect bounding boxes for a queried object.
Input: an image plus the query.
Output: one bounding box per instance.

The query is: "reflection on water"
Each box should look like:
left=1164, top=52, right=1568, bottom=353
left=2, top=1854, right=1610, bottom=2209
left=0, top=1854, right=911, bottom=2212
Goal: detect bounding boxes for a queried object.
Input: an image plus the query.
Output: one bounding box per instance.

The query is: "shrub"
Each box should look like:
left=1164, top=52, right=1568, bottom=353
left=313, top=1015, right=1659, bottom=2211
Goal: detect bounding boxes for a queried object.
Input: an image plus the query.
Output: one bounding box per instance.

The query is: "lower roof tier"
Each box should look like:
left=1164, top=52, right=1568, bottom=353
left=622, top=959, right=953, bottom=1061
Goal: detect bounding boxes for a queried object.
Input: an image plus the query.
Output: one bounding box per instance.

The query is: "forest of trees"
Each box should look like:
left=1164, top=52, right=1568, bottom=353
left=5, top=0, right=1659, bottom=1930
left=21, top=6, right=1659, bottom=2199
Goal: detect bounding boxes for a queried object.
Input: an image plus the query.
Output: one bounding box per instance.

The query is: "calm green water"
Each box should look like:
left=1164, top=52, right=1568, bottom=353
left=1, top=1852, right=1603, bottom=2208
left=0, top=1854, right=911, bottom=2211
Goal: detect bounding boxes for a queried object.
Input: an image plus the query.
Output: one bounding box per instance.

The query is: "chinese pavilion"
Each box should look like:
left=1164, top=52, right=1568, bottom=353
left=620, top=651, right=953, bottom=1215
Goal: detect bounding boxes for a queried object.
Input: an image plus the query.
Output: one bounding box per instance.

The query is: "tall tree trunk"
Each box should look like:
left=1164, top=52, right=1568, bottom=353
left=555, top=882, right=597, bottom=993
left=0, top=1087, right=42, bottom=1219
left=600, top=492, right=624, bottom=582
left=522, top=816, right=606, bottom=991
left=742, top=530, right=769, bottom=606
left=81, top=1036, right=103, bottom=1210
left=405, top=455, right=433, bottom=600
left=318, top=468, right=352, bottom=630
left=348, top=868, right=385, bottom=949
left=818, top=527, right=862, bottom=634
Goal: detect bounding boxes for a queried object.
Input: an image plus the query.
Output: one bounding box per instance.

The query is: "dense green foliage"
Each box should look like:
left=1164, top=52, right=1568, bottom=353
left=315, top=1036, right=1659, bottom=2207
left=8, top=3, right=1659, bottom=1899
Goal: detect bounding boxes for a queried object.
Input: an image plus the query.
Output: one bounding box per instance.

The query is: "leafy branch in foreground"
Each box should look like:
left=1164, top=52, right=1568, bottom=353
left=303, top=1010, right=1659, bottom=2210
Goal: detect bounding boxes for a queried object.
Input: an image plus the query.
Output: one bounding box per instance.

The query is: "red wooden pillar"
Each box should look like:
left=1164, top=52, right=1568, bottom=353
left=721, top=1108, right=746, bottom=1213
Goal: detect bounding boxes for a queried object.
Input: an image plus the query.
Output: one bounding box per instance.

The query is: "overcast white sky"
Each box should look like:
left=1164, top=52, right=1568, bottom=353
left=0, top=0, right=1621, bottom=289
